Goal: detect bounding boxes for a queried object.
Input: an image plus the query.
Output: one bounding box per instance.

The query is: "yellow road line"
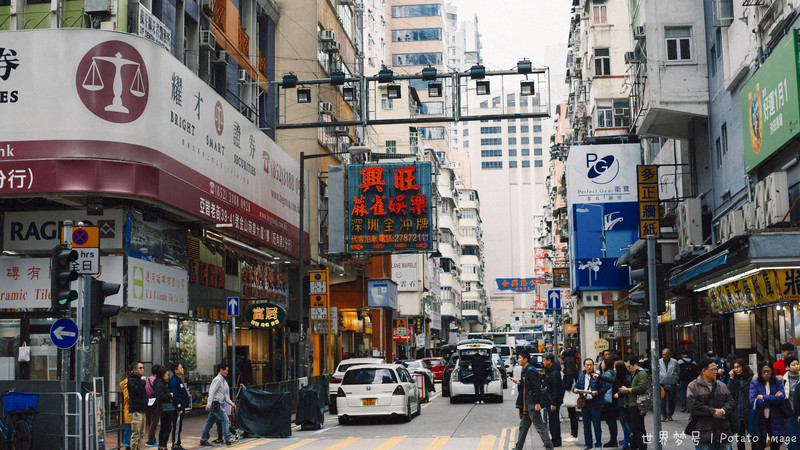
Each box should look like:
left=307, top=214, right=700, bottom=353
left=477, top=435, right=496, bottom=450
left=374, top=436, right=406, bottom=450
left=229, top=439, right=271, bottom=449
left=278, top=438, right=318, bottom=449
left=499, top=427, right=510, bottom=450
left=422, top=391, right=443, bottom=407
left=425, top=436, right=450, bottom=450
left=508, top=428, right=517, bottom=449
left=325, top=437, right=361, bottom=449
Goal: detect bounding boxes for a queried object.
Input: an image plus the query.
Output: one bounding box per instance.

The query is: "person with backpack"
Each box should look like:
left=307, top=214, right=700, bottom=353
left=619, top=355, right=649, bottom=450
left=145, top=364, right=162, bottom=447
left=678, top=349, right=699, bottom=413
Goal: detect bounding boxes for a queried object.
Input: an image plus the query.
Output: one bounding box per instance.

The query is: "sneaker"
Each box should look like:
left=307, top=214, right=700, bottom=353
left=146, top=442, right=158, bottom=447
left=212, top=438, right=224, bottom=444
left=172, top=446, right=185, bottom=450
left=565, top=437, right=579, bottom=443
left=198, top=441, right=213, bottom=447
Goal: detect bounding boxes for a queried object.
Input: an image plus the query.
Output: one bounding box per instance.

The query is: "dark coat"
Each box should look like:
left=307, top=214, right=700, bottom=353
left=750, top=378, right=788, bottom=437
left=523, top=364, right=548, bottom=408
left=153, top=378, right=172, bottom=412
left=170, top=374, right=190, bottom=411
left=542, top=363, right=564, bottom=407
left=687, top=375, right=735, bottom=444
left=471, top=357, right=489, bottom=380
left=127, top=372, right=148, bottom=414
left=575, top=370, right=608, bottom=408
left=727, top=373, right=751, bottom=427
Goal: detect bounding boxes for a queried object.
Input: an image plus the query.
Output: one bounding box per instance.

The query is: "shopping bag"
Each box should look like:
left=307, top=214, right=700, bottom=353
left=18, top=342, right=30, bottom=362
left=749, top=400, right=760, bottom=437
left=563, top=391, right=579, bottom=408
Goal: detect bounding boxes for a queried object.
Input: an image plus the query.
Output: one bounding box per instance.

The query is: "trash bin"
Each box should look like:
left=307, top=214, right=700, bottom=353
left=295, top=384, right=324, bottom=430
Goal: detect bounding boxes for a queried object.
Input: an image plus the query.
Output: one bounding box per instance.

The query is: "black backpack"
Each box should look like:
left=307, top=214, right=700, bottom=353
left=679, top=358, right=699, bottom=382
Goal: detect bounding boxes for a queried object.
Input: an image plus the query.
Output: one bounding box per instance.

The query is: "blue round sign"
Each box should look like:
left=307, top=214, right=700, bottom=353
left=50, top=318, right=79, bottom=349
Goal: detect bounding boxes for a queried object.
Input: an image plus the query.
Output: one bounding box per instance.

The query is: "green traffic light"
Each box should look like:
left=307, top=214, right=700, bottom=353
left=58, top=291, right=78, bottom=305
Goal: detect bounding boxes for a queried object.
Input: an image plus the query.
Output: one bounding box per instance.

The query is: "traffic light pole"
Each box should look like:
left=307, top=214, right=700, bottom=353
left=81, top=275, right=92, bottom=383
left=647, top=235, right=662, bottom=449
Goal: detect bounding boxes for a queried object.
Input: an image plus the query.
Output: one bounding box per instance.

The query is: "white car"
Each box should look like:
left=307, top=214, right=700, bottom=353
left=329, top=357, right=385, bottom=414
left=493, top=345, right=515, bottom=376
left=449, top=340, right=504, bottom=403
left=335, top=363, right=421, bottom=424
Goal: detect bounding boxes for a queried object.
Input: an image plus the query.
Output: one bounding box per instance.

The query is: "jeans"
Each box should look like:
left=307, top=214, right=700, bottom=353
left=548, top=407, right=562, bottom=446
left=696, top=445, right=732, bottom=450
left=628, top=407, right=647, bottom=450
left=515, top=408, right=555, bottom=450
left=581, top=403, right=603, bottom=448
left=123, top=423, right=131, bottom=447
left=620, top=414, right=632, bottom=446
left=661, top=384, right=676, bottom=419
left=680, top=380, right=690, bottom=410
left=201, top=407, right=231, bottom=443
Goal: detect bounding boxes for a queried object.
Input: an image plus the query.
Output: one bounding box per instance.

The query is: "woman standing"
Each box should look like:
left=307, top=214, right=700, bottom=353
left=728, top=359, right=754, bottom=450
left=613, top=360, right=632, bottom=450
left=153, top=366, right=174, bottom=450
left=750, top=361, right=788, bottom=450
left=598, top=357, right=619, bottom=448
left=562, top=357, right=580, bottom=443
left=119, top=363, right=134, bottom=450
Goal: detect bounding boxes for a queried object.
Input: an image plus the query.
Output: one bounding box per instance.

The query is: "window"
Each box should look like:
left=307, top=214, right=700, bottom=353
left=613, top=99, right=630, bottom=127
left=715, top=137, right=723, bottom=167
left=381, top=93, right=393, bottom=110
left=481, top=138, right=502, bottom=146
left=521, top=137, right=530, bottom=145
left=665, top=27, right=692, bottom=62
left=520, top=96, right=528, bottom=107
left=721, top=123, right=728, bottom=159
left=420, top=127, right=445, bottom=140
left=594, top=48, right=611, bottom=75
left=507, top=93, right=516, bottom=106
left=481, top=161, right=503, bottom=169
left=710, top=46, right=717, bottom=76
left=593, top=0, right=607, bottom=24
left=481, top=150, right=502, bottom=157
left=522, top=160, right=531, bottom=168
left=521, top=125, right=529, bottom=133
left=508, top=126, right=517, bottom=134
left=461, top=209, right=476, bottom=219
left=492, top=96, right=501, bottom=108
left=534, top=148, right=542, bottom=156
left=533, top=137, right=542, bottom=144
left=391, top=4, right=440, bottom=17
left=508, top=149, right=517, bottom=156
left=392, top=52, right=443, bottom=66
left=597, top=106, right=613, bottom=128
left=480, top=126, right=502, bottom=134
left=480, top=100, right=489, bottom=108
left=521, top=148, right=530, bottom=156
left=419, top=102, right=444, bottom=115
left=464, top=141, right=469, bottom=148
left=508, top=137, right=517, bottom=145
left=533, top=125, right=542, bottom=132
left=392, top=28, right=442, bottom=42
left=463, top=129, right=469, bottom=136
left=534, top=160, right=543, bottom=167
left=509, top=161, right=518, bottom=168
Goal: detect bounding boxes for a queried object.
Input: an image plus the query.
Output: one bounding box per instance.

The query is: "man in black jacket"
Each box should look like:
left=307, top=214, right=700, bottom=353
left=512, top=350, right=555, bottom=450
left=169, top=362, right=190, bottom=450
left=471, top=353, right=489, bottom=404
left=687, top=358, right=735, bottom=448
left=127, top=361, right=148, bottom=450
left=543, top=353, right=564, bottom=447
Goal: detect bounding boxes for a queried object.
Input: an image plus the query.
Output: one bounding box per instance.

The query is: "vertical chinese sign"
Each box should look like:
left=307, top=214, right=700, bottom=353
left=636, top=165, right=660, bottom=238
left=347, top=162, right=433, bottom=252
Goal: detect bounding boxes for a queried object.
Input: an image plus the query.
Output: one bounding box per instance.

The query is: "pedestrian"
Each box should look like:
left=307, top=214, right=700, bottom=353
left=679, top=349, right=699, bottom=413
left=574, top=358, right=607, bottom=449
left=562, top=356, right=581, bottom=443
left=471, top=353, right=489, bottom=404
left=511, top=349, right=555, bottom=450
left=781, top=357, right=800, bottom=450
left=542, top=353, right=564, bottom=447
left=120, top=363, right=134, bottom=450
left=145, top=364, right=161, bottom=447
left=127, top=361, right=148, bottom=450
left=168, top=362, right=189, bottom=450
left=727, top=358, right=754, bottom=450
left=750, top=361, right=788, bottom=450
left=200, top=363, right=237, bottom=446
left=618, top=355, right=648, bottom=450
left=708, top=351, right=728, bottom=382
left=612, top=360, right=633, bottom=450
left=154, top=366, right=174, bottom=450
left=598, top=357, right=619, bottom=448
left=658, top=348, right=679, bottom=421
left=775, top=343, right=796, bottom=378
left=686, top=358, right=735, bottom=450
left=597, top=350, right=610, bottom=364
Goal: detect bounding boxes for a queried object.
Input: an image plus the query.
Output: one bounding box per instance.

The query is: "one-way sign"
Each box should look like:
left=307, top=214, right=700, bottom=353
left=50, top=318, right=79, bottom=349
left=227, top=297, right=240, bottom=317
left=547, top=290, right=561, bottom=310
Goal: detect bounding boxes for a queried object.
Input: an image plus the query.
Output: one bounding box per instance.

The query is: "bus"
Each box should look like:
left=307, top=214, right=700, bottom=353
left=465, top=331, right=539, bottom=347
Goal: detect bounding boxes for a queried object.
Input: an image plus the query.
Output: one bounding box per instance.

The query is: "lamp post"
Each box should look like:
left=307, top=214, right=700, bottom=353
left=297, top=146, right=369, bottom=377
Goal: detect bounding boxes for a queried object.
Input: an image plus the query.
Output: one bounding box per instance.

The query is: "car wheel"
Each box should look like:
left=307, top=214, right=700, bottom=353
left=416, top=398, right=422, bottom=416
left=403, top=399, right=412, bottom=422
left=337, top=416, right=349, bottom=425
left=449, top=395, right=457, bottom=404
left=329, top=395, right=338, bottom=414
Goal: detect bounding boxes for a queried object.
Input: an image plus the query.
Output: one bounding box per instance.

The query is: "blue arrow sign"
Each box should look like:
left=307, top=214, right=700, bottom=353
left=227, top=297, right=240, bottom=317
left=50, top=318, right=79, bottom=349
left=547, top=290, right=561, bottom=310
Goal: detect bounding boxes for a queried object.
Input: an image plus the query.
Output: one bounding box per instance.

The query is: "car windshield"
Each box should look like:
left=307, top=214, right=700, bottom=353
left=403, top=361, right=423, bottom=369
left=422, top=359, right=441, bottom=368
left=494, top=347, right=511, bottom=357
left=459, top=349, right=491, bottom=361
left=337, top=363, right=367, bottom=374
left=342, top=368, right=398, bottom=385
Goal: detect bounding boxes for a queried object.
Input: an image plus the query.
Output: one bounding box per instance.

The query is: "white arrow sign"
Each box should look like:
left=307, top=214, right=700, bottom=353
left=53, top=326, right=77, bottom=340
left=229, top=298, right=238, bottom=308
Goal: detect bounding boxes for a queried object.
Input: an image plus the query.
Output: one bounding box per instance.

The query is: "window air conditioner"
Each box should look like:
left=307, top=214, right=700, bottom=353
left=238, top=69, right=249, bottom=82
left=624, top=51, right=642, bottom=64
left=327, top=41, right=341, bottom=53
left=200, top=30, right=216, bottom=50
left=200, top=0, right=212, bottom=14
left=340, top=0, right=353, bottom=5
left=614, top=107, right=630, bottom=117
left=320, top=30, right=335, bottom=42
left=334, top=126, right=350, bottom=136
left=633, top=26, right=646, bottom=40
left=212, top=50, right=229, bottom=65
left=319, top=102, right=333, bottom=114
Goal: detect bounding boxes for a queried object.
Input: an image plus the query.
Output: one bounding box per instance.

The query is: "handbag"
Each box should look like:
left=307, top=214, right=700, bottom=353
left=636, top=371, right=654, bottom=415
left=160, top=401, right=175, bottom=413
left=778, top=397, right=794, bottom=418
left=604, top=387, right=613, bottom=404
left=749, top=399, right=761, bottom=437
left=576, top=394, right=587, bottom=409
left=563, top=391, right=579, bottom=408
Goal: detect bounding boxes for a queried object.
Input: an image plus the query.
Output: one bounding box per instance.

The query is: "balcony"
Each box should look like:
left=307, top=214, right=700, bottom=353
left=212, top=0, right=226, bottom=31
left=238, top=26, right=250, bottom=58
left=441, top=301, right=461, bottom=319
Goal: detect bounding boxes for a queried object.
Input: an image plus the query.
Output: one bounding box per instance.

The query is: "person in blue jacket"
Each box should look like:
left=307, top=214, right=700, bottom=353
left=750, top=361, right=788, bottom=450
left=169, top=362, right=190, bottom=450
left=574, top=358, right=609, bottom=449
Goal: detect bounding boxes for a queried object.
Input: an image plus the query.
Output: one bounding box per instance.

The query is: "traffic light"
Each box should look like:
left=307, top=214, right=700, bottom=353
left=628, top=265, right=666, bottom=314
left=50, top=245, right=79, bottom=310
left=89, top=276, right=121, bottom=328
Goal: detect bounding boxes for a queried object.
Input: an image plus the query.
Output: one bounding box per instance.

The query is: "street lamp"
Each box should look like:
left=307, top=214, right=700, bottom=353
left=297, top=146, right=370, bottom=377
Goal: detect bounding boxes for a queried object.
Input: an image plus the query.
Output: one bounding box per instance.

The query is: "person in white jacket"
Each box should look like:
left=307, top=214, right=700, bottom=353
left=199, top=363, right=237, bottom=446
left=658, top=348, right=680, bottom=421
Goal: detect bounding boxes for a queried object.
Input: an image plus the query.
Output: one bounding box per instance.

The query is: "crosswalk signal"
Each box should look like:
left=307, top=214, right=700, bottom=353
left=51, top=245, right=79, bottom=310
left=90, top=276, right=121, bottom=328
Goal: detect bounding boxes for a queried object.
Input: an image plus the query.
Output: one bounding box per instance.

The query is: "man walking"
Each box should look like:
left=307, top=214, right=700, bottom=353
left=127, top=361, right=148, bottom=450
left=659, top=348, right=680, bottom=421
left=686, top=358, right=735, bottom=449
left=678, top=349, right=699, bottom=412
left=169, top=362, right=189, bottom=450
left=512, top=350, right=555, bottom=450
left=471, top=353, right=489, bottom=404
left=200, top=363, right=237, bottom=446
left=542, top=353, right=564, bottom=447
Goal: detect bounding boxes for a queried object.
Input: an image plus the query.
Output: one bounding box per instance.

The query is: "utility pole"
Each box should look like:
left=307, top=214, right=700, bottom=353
left=647, top=235, right=662, bottom=449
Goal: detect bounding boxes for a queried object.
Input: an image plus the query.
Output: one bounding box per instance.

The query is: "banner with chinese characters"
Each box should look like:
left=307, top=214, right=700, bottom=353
left=706, top=268, right=800, bottom=313
left=347, top=162, right=433, bottom=252
left=495, top=278, right=536, bottom=292
left=245, top=302, right=286, bottom=328
left=637, top=165, right=660, bottom=238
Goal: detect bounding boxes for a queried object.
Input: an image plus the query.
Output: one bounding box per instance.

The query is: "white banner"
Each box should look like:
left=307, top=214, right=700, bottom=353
left=391, top=254, right=419, bottom=292
left=128, top=258, right=188, bottom=314
left=3, top=210, right=125, bottom=252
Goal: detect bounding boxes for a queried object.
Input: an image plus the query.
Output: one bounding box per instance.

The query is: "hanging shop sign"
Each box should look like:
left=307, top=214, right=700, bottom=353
left=495, top=278, right=536, bottom=292
left=706, top=268, right=800, bottom=313
left=245, top=302, right=286, bottom=328
left=347, top=162, right=433, bottom=252
left=637, top=165, right=660, bottom=238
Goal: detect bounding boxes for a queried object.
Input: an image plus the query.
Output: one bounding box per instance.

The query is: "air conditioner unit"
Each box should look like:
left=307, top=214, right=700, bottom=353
left=200, top=30, right=216, bottom=50
left=633, top=25, right=646, bottom=40
left=624, top=51, right=642, bottom=64
left=340, top=0, right=353, bottom=5
left=719, top=209, right=745, bottom=242
left=320, top=29, right=335, bottom=42
left=334, top=126, right=350, bottom=136
left=327, top=41, right=341, bottom=53
left=212, top=50, right=229, bottom=65
left=200, top=0, right=212, bottom=14
left=677, top=198, right=702, bottom=251
left=319, top=102, right=333, bottom=114
left=238, top=69, right=249, bottom=82
left=742, top=202, right=756, bottom=230
left=614, top=107, right=630, bottom=117
left=764, top=171, right=789, bottom=226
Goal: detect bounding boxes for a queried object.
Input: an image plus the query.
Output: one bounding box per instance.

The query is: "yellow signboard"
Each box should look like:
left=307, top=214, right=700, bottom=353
left=594, top=339, right=610, bottom=352
left=565, top=324, right=579, bottom=334
left=595, top=309, right=607, bottom=317
left=637, top=165, right=658, bottom=184
left=636, top=165, right=660, bottom=238
left=707, top=268, right=800, bottom=313
left=310, top=294, right=328, bottom=308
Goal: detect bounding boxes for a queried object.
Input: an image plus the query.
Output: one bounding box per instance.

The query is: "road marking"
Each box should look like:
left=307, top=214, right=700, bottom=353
left=508, top=428, right=517, bottom=449
left=477, top=435, right=496, bottom=450
left=499, top=427, right=510, bottom=449
left=278, top=438, right=318, bottom=449
left=228, top=439, right=270, bottom=449
left=374, top=436, right=406, bottom=450
left=425, top=436, right=449, bottom=450
left=422, top=391, right=443, bottom=407
left=325, top=437, right=361, bottom=449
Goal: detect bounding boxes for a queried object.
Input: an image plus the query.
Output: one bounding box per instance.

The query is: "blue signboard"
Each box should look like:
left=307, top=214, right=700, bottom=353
left=547, top=290, right=561, bottom=310
left=50, top=318, right=79, bottom=349
left=367, top=279, right=398, bottom=310
left=227, top=297, right=240, bottom=317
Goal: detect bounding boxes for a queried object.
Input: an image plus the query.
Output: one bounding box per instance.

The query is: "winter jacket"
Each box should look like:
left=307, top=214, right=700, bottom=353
left=127, top=372, right=148, bottom=414
left=659, top=358, right=680, bottom=385
left=783, top=372, right=800, bottom=410
left=119, top=377, right=130, bottom=424
left=750, top=378, right=788, bottom=437
left=170, top=374, right=191, bottom=412
left=575, top=370, right=608, bottom=408
left=687, top=376, right=735, bottom=444
left=153, top=378, right=172, bottom=412
left=523, top=364, right=548, bottom=409
left=627, top=369, right=649, bottom=408
left=542, top=363, right=564, bottom=407
left=727, top=373, right=752, bottom=427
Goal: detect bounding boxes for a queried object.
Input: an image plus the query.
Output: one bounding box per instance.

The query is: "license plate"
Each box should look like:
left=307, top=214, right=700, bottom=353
left=362, top=398, right=376, bottom=406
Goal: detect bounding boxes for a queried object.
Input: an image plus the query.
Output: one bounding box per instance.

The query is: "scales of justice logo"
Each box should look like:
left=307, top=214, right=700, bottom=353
left=75, top=41, right=149, bottom=123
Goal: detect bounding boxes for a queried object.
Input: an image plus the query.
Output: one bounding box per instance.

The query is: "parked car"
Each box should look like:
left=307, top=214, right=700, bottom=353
left=448, top=340, right=503, bottom=403
left=491, top=353, right=508, bottom=389
left=421, top=357, right=445, bottom=381
left=492, top=345, right=515, bottom=376
left=441, top=353, right=459, bottom=397
left=335, top=363, right=421, bottom=424
left=400, top=360, right=435, bottom=395
left=328, top=357, right=385, bottom=414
